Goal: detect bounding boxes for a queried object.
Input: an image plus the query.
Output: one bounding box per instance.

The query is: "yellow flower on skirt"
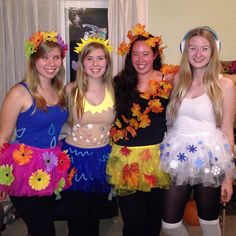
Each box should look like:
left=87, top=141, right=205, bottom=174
left=29, top=169, right=50, bottom=191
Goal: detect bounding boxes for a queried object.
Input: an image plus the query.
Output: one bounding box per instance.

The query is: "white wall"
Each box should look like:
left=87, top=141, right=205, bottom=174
left=148, top=0, right=236, bottom=64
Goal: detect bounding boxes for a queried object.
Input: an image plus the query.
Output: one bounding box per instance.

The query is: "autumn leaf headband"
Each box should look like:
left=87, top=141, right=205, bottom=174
left=118, top=23, right=165, bottom=56
left=24, top=31, right=68, bottom=58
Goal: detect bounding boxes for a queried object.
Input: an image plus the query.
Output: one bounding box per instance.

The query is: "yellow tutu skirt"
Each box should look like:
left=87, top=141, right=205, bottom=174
left=106, top=143, right=170, bottom=196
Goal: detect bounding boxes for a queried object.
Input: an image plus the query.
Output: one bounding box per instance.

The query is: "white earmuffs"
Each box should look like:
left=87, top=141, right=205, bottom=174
left=179, top=26, right=221, bottom=53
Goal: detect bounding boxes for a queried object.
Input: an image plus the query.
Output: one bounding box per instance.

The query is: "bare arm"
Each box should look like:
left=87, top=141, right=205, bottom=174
left=219, top=76, right=236, bottom=202
left=0, top=86, right=30, bottom=146
left=0, top=85, right=30, bottom=199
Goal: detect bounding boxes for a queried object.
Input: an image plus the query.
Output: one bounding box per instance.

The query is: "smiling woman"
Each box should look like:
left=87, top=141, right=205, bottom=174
left=161, top=26, right=236, bottom=236
left=106, top=23, right=178, bottom=236
left=0, top=31, right=69, bottom=236
left=59, top=37, right=115, bottom=236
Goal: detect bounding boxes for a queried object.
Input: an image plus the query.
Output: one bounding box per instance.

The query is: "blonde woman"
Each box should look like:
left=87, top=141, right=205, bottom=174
left=161, top=27, right=236, bottom=236
left=61, top=38, right=115, bottom=236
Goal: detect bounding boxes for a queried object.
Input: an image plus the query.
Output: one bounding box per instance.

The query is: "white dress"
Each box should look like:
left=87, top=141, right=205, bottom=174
left=160, top=93, right=235, bottom=187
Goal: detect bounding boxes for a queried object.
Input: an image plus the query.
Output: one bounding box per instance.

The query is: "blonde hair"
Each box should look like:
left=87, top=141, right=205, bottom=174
left=167, top=27, right=223, bottom=126
left=24, top=41, right=66, bottom=110
left=69, top=42, right=114, bottom=121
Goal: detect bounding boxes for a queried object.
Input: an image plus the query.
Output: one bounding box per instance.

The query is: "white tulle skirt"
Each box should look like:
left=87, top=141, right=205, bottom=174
left=160, top=128, right=235, bottom=187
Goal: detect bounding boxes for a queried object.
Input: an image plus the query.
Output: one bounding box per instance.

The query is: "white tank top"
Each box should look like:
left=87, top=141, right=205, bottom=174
left=173, top=93, right=216, bottom=135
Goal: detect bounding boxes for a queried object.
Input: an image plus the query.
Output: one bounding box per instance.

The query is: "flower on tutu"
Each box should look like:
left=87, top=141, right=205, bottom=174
left=0, top=143, right=10, bottom=154
left=140, top=149, right=152, bottom=162
left=57, top=151, right=71, bottom=172
left=211, top=166, right=221, bottom=176
left=54, top=178, right=65, bottom=194
left=144, top=174, right=157, bottom=187
left=29, top=169, right=50, bottom=191
left=187, top=145, right=197, bottom=153
left=177, top=153, right=187, bottom=162
left=13, top=144, right=33, bottom=165
left=42, top=151, right=58, bottom=172
left=207, top=151, right=213, bottom=159
left=224, top=143, right=231, bottom=153
left=194, top=158, right=204, bottom=168
left=120, top=146, right=131, bottom=156
left=122, top=163, right=140, bottom=187
left=67, top=168, right=76, bottom=186
left=0, top=165, right=15, bottom=186
left=170, top=160, right=178, bottom=169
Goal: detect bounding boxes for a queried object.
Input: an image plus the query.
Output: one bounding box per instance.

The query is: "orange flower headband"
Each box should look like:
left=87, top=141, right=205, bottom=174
left=118, top=23, right=165, bottom=56
left=24, top=31, right=68, bottom=58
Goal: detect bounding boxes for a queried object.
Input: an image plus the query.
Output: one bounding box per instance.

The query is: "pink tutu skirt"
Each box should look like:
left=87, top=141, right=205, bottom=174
left=0, top=143, right=71, bottom=196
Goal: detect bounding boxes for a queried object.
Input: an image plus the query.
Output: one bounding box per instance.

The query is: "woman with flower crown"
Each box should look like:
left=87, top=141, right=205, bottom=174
left=60, top=37, right=115, bottom=236
left=106, top=24, right=178, bottom=236
left=0, top=31, right=69, bottom=236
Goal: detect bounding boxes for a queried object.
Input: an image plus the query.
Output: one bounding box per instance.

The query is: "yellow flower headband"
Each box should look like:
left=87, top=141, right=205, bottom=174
left=74, top=37, right=113, bottom=54
left=24, top=31, right=68, bottom=58
left=118, top=23, right=165, bottom=56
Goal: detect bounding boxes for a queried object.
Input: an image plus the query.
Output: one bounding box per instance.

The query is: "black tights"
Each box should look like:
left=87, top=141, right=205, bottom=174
left=162, top=184, right=221, bottom=223
left=10, top=195, right=55, bottom=236
left=61, top=191, right=107, bottom=236
left=118, top=188, right=164, bottom=236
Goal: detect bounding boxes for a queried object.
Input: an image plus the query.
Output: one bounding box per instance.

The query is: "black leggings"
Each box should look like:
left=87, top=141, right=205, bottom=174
left=118, top=188, right=164, bottom=236
left=10, top=195, right=55, bottom=236
left=61, top=191, right=107, bottom=236
left=162, top=184, right=221, bottom=223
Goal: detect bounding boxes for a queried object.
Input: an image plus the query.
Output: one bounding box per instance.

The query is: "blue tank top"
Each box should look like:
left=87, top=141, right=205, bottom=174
left=15, top=82, right=69, bottom=148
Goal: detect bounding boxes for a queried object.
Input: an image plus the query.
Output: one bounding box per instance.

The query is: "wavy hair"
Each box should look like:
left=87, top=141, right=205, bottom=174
left=167, top=27, right=222, bottom=126
left=114, top=34, right=162, bottom=116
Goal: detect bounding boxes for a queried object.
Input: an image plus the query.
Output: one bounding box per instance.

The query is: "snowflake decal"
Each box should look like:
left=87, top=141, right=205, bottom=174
left=187, top=145, right=197, bottom=153
left=211, top=166, right=220, bottom=176
left=160, top=143, right=165, bottom=152
left=224, top=143, right=230, bottom=153
left=204, top=168, right=210, bottom=174
left=160, top=153, right=165, bottom=159
left=207, top=151, right=213, bottom=159
left=177, top=153, right=187, bottom=162
left=194, top=158, right=204, bottom=168
left=170, top=160, right=179, bottom=169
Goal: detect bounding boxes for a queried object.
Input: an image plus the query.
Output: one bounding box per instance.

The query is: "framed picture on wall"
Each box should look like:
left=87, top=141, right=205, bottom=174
left=60, top=0, right=108, bottom=82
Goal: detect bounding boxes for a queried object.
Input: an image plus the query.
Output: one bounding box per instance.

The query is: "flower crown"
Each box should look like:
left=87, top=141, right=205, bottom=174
left=74, top=37, right=113, bottom=54
left=24, top=31, right=68, bottom=58
left=118, top=23, right=165, bottom=56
